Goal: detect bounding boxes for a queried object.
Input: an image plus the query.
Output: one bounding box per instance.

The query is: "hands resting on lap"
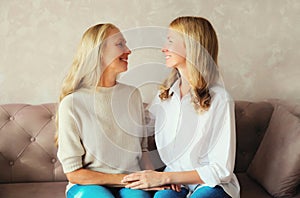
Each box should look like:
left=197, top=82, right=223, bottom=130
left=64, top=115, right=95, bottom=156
left=121, top=170, right=181, bottom=192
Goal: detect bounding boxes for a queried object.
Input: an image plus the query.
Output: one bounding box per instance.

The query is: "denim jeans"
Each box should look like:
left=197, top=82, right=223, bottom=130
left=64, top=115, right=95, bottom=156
left=191, top=186, right=231, bottom=198
left=153, top=186, right=231, bottom=198
left=153, top=187, right=189, bottom=198
left=67, top=184, right=152, bottom=198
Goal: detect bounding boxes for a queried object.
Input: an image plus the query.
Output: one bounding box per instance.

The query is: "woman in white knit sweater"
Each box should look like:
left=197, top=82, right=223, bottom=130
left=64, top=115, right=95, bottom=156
left=56, top=23, right=152, bottom=198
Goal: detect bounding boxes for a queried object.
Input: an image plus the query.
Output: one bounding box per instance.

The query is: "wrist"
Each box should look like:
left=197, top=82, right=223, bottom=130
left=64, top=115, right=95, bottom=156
left=111, top=173, right=125, bottom=185
left=162, top=172, right=172, bottom=185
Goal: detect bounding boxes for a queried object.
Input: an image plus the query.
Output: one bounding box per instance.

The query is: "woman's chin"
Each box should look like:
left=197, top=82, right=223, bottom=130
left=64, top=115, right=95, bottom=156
left=119, top=65, right=128, bottom=73
left=165, top=63, right=175, bottom=68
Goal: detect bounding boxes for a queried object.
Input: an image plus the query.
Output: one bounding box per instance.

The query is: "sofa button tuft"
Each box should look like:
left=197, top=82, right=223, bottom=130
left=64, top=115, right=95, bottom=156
left=51, top=115, right=55, bottom=120
left=30, top=137, right=36, bottom=142
left=9, top=161, right=14, bottom=166
left=51, top=158, right=56, bottom=163
left=9, top=116, right=14, bottom=121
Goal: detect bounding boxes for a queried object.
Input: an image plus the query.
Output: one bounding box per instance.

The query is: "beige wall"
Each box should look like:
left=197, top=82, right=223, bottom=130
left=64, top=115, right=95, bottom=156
left=0, top=0, right=299, bottom=104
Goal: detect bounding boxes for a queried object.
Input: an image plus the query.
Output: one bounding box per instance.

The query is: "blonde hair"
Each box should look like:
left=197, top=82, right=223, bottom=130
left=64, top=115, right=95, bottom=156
left=55, top=23, right=117, bottom=145
left=159, top=16, right=219, bottom=113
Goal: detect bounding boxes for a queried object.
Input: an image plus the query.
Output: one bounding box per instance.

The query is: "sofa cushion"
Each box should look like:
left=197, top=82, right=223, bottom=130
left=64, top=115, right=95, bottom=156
left=234, top=101, right=274, bottom=173
left=247, top=105, right=300, bottom=197
left=0, top=181, right=67, bottom=198
left=236, top=173, right=272, bottom=198
left=268, top=99, right=300, bottom=117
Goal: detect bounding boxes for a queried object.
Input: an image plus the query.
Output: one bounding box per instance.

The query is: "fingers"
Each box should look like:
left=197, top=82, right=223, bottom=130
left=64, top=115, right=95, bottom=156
left=122, top=170, right=151, bottom=182
left=145, top=185, right=180, bottom=192
left=176, top=184, right=181, bottom=192
left=122, top=170, right=162, bottom=190
left=171, top=184, right=176, bottom=191
left=170, top=184, right=181, bottom=192
left=124, top=181, right=146, bottom=189
left=144, top=186, right=171, bottom=191
left=121, top=174, right=140, bottom=183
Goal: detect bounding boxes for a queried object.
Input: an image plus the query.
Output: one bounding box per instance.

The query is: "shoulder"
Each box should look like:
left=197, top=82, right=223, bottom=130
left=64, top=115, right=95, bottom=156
left=116, top=83, right=142, bottom=99
left=59, top=89, right=90, bottom=111
left=59, top=93, right=74, bottom=110
left=209, top=85, right=234, bottom=108
left=117, top=82, right=138, bottom=92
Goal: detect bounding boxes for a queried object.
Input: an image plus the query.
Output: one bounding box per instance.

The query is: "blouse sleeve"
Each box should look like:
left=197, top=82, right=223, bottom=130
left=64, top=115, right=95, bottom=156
left=57, top=96, right=85, bottom=173
left=195, top=98, right=236, bottom=186
left=147, top=92, right=161, bottom=120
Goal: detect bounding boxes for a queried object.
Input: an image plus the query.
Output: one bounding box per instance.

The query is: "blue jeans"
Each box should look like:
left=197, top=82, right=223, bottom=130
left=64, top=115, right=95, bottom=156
left=153, top=186, right=231, bottom=198
left=67, top=184, right=152, bottom=198
left=153, top=187, right=189, bottom=198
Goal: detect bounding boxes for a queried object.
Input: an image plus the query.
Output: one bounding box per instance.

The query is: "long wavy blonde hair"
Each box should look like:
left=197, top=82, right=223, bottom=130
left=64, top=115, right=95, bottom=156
left=55, top=23, right=117, bottom=145
left=159, top=16, right=219, bottom=113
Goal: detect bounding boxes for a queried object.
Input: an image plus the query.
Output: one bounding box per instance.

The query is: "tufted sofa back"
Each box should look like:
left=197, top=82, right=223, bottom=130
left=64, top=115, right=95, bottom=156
left=0, top=101, right=274, bottom=184
left=0, top=103, right=66, bottom=183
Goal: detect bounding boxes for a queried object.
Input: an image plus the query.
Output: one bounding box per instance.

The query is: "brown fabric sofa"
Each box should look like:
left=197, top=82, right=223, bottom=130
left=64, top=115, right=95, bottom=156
left=0, top=101, right=299, bottom=198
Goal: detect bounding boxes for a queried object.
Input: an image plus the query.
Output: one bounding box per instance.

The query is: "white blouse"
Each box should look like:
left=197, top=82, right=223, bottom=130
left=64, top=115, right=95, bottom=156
left=148, top=80, right=240, bottom=198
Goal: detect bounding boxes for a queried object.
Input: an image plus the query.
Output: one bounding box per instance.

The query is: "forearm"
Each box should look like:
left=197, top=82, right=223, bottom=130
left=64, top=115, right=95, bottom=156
left=66, top=168, right=127, bottom=186
left=162, top=170, right=204, bottom=185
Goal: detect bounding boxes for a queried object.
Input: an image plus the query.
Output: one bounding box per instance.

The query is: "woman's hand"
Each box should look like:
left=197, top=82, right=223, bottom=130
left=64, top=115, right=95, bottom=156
left=143, top=184, right=181, bottom=192
left=170, top=184, right=181, bottom=192
left=121, top=170, right=168, bottom=189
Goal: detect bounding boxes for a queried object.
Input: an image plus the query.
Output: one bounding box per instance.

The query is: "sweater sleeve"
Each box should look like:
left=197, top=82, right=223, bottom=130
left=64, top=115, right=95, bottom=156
left=195, top=98, right=236, bottom=186
left=57, top=95, right=85, bottom=173
left=130, top=88, right=148, bottom=152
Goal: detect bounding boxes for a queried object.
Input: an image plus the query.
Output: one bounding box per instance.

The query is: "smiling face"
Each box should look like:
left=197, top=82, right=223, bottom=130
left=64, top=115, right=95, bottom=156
left=101, top=28, right=131, bottom=75
left=161, top=29, right=186, bottom=70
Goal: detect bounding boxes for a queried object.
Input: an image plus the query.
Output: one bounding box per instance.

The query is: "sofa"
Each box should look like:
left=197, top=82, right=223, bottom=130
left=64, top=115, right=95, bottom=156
left=0, top=101, right=299, bottom=198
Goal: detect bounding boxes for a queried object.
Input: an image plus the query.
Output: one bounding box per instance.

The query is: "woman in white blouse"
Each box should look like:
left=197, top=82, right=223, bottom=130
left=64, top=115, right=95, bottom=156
left=122, top=16, right=240, bottom=198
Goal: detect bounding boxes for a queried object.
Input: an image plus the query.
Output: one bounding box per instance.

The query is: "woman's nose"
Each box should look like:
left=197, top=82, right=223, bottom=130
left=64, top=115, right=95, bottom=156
left=124, top=45, right=131, bottom=54
left=161, top=45, right=168, bottom=53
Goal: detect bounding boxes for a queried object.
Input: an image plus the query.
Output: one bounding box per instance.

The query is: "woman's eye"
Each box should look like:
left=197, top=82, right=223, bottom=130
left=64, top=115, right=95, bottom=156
left=117, top=43, right=123, bottom=47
